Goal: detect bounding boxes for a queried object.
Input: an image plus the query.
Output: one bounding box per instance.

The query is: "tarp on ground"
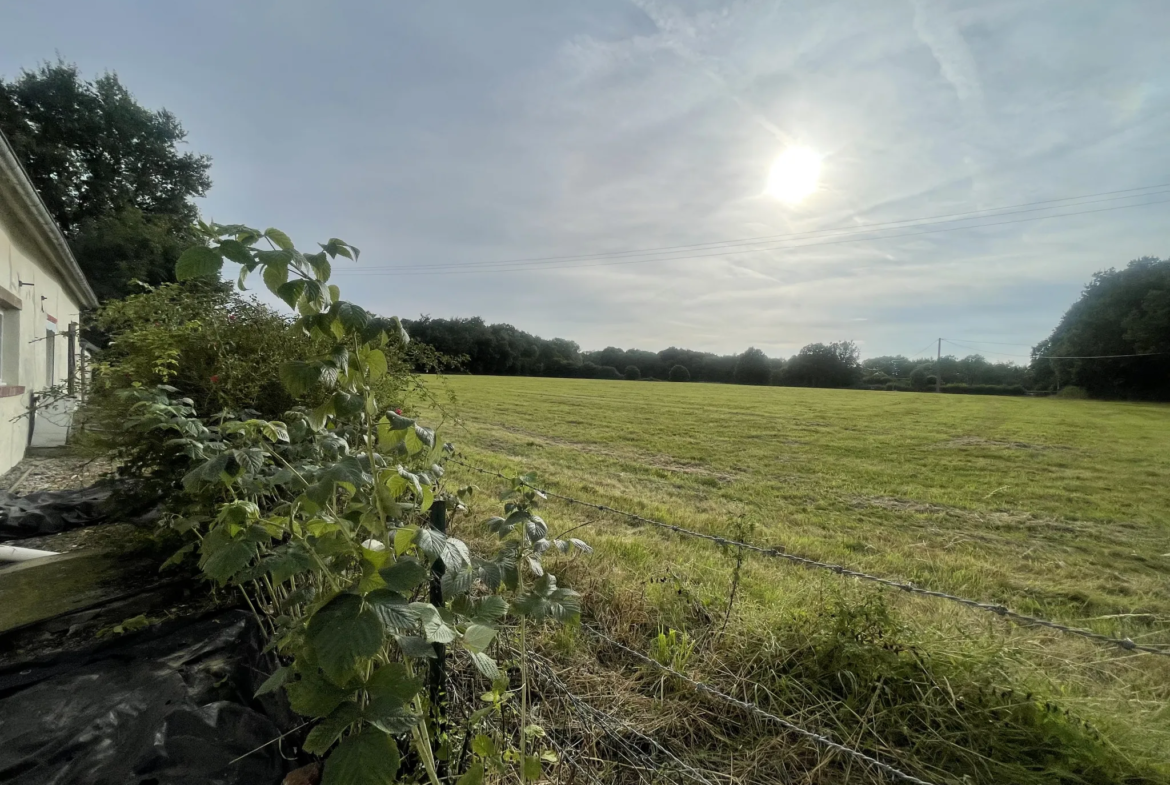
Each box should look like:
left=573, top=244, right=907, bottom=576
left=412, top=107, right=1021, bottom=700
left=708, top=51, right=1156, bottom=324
left=0, top=610, right=294, bottom=785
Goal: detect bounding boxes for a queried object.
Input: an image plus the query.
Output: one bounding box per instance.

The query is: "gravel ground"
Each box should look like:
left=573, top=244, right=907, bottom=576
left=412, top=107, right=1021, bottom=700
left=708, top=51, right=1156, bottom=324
left=0, top=447, right=118, bottom=494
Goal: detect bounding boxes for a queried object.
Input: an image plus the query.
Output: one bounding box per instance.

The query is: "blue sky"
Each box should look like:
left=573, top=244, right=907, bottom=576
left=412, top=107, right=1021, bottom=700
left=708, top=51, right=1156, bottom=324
left=3, top=0, right=1168, bottom=359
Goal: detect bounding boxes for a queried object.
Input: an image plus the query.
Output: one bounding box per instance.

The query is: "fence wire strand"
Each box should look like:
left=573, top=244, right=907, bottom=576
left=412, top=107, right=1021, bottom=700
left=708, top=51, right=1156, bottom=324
left=584, top=626, right=939, bottom=785
left=526, top=650, right=722, bottom=785
left=451, top=458, right=1170, bottom=658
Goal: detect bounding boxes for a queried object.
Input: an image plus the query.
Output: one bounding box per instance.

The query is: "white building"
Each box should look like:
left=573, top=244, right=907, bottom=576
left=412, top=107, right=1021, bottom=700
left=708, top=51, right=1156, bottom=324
left=0, top=130, right=99, bottom=475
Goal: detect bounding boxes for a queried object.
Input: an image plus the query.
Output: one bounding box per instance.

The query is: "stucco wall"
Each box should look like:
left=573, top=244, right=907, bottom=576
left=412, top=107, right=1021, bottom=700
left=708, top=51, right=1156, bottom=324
left=0, top=205, right=84, bottom=474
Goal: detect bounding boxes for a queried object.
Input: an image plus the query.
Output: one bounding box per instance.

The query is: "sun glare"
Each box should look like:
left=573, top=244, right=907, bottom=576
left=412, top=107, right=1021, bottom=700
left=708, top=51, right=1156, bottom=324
left=766, top=146, right=821, bottom=204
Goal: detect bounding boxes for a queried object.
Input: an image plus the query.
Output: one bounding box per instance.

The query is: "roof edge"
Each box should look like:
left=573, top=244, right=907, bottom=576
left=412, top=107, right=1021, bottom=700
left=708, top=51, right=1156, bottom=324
left=0, top=129, right=100, bottom=309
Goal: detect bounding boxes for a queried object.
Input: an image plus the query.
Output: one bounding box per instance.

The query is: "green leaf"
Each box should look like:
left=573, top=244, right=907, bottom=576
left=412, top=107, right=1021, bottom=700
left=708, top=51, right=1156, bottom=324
left=286, top=667, right=352, bottom=718
left=441, top=538, right=472, bottom=571
left=413, top=424, right=436, bottom=448
left=411, top=603, right=459, bottom=644
left=457, top=761, right=485, bottom=785
left=378, top=557, right=429, bottom=593
left=280, top=360, right=321, bottom=397
left=307, top=593, right=385, bottom=683
left=332, top=390, right=365, bottom=417
left=337, top=301, right=369, bottom=332
left=218, top=238, right=254, bottom=266
left=523, top=755, right=543, bottom=781
left=199, top=529, right=257, bottom=586
left=461, top=624, right=497, bottom=654
left=471, top=733, right=496, bottom=758
left=366, top=662, right=423, bottom=705
left=303, top=700, right=362, bottom=754
left=264, top=543, right=316, bottom=584
left=322, top=727, right=400, bottom=785
left=309, top=397, right=335, bottom=431
left=394, top=635, right=437, bottom=659
left=386, top=411, right=415, bottom=431
left=510, top=573, right=581, bottom=623
left=366, top=349, right=388, bottom=381
left=176, top=245, right=223, bottom=280
left=276, top=279, right=308, bottom=310
left=469, top=652, right=499, bottom=680
left=473, top=595, right=509, bottom=624
left=366, top=589, right=420, bottom=631
left=364, top=697, right=419, bottom=734
left=254, top=665, right=291, bottom=697
left=263, top=261, right=289, bottom=292
left=265, top=227, right=294, bottom=251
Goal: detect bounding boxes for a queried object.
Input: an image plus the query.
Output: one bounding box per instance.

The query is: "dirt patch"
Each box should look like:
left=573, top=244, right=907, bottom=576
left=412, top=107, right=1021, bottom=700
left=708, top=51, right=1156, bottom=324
left=937, top=436, right=1071, bottom=451
left=0, top=448, right=118, bottom=494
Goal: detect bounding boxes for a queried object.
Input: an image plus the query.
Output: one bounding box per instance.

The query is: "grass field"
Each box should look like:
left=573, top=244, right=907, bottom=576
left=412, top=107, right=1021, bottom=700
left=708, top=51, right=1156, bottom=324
left=428, top=376, right=1170, bottom=784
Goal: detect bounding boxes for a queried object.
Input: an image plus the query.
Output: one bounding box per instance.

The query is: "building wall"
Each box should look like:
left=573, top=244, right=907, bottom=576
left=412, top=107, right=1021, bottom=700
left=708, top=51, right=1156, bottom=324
left=0, top=205, right=84, bottom=474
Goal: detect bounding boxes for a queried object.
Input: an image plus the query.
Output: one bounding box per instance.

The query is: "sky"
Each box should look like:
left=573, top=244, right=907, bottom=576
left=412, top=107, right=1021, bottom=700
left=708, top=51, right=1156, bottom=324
left=2, top=0, right=1169, bottom=360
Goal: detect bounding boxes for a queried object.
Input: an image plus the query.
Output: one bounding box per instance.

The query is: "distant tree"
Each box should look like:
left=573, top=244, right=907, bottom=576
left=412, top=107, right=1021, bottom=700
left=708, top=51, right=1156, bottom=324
left=1030, top=256, right=1170, bottom=399
left=0, top=60, right=212, bottom=300
left=669, top=364, right=690, bottom=382
left=909, top=363, right=934, bottom=391
left=733, top=346, right=771, bottom=385
left=624, top=365, right=641, bottom=381
left=595, top=365, right=622, bottom=380
left=778, top=341, right=861, bottom=388
left=69, top=206, right=193, bottom=302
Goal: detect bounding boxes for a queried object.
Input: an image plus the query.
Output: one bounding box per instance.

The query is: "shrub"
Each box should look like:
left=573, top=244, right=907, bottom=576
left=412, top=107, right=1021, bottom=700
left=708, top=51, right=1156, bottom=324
left=668, top=364, right=690, bottom=382
left=115, top=223, right=585, bottom=784
left=909, top=364, right=935, bottom=391
left=624, top=365, right=641, bottom=381
left=595, top=365, right=622, bottom=380
left=90, top=280, right=309, bottom=418
left=941, top=383, right=1029, bottom=396
left=1057, top=385, right=1089, bottom=399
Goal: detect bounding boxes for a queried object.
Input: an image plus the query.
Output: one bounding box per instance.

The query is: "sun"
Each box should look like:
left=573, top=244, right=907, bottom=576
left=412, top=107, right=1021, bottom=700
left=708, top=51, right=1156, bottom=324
left=766, top=146, right=821, bottom=204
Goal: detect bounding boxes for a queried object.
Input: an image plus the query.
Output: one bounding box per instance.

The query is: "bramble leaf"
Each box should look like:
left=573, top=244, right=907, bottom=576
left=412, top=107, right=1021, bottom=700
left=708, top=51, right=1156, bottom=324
left=322, top=727, right=400, bottom=785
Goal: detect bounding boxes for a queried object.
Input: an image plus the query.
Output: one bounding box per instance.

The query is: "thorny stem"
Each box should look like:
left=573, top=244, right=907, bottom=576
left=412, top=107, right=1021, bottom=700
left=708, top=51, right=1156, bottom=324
left=517, top=567, right=529, bottom=783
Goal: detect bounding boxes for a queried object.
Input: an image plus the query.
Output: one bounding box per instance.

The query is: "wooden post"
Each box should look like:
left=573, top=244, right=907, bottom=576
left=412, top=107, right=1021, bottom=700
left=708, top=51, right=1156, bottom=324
left=67, top=322, right=77, bottom=396
left=936, top=338, right=943, bottom=393
left=79, top=342, right=88, bottom=400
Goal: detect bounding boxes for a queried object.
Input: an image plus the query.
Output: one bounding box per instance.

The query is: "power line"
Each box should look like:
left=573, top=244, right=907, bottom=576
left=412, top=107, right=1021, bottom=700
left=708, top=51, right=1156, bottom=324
left=450, top=458, right=1170, bottom=658
left=943, top=339, right=1167, bottom=361
left=586, top=627, right=939, bottom=785
left=333, top=195, right=1170, bottom=277
left=337, top=183, right=1170, bottom=272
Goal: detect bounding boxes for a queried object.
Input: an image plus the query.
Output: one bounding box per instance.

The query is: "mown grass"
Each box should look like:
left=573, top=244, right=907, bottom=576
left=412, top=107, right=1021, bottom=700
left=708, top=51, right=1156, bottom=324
left=428, top=376, right=1170, bottom=784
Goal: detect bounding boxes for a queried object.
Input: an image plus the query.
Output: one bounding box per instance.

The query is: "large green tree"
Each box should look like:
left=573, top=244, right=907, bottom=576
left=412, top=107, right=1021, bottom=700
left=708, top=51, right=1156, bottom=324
left=0, top=60, right=211, bottom=300
left=1030, top=257, right=1170, bottom=399
left=733, top=346, right=772, bottom=385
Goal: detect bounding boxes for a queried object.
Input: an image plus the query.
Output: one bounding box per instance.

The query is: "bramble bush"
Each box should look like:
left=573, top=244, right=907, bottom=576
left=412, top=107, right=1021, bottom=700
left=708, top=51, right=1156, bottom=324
left=107, top=222, right=589, bottom=785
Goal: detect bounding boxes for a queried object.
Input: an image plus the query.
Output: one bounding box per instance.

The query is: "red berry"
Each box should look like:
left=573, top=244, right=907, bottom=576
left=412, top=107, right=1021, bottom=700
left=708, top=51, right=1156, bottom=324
left=210, top=375, right=220, bottom=383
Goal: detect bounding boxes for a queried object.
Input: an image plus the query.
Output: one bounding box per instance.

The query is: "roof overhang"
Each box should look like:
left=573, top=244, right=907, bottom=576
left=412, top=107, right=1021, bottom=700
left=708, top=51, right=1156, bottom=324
left=0, top=129, right=100, bottom=309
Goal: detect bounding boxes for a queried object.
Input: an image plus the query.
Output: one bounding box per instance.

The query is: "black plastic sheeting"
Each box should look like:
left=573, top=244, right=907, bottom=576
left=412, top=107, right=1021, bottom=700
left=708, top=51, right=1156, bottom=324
left=0, top=485, right=156, bottom=542
left=0, top=611, right=296, bottom=785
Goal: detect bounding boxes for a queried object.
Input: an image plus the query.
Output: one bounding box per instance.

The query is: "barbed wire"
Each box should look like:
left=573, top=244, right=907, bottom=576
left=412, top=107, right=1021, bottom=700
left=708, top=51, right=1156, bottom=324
left=526, top=651, right=721, bottom=785
left=584, top=626, right=938, bottom=785
left=451, top=458, right=1170, bottom=658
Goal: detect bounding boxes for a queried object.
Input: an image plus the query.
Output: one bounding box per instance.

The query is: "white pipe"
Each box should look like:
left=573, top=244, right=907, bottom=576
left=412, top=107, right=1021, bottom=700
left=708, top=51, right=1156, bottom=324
left=0, top=545, right=59, bottom=562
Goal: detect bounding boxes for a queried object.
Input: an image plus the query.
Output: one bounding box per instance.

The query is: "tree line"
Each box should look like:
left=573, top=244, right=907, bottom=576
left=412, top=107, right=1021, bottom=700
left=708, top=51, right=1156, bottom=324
left=406, top=316, right=1033, bottom=392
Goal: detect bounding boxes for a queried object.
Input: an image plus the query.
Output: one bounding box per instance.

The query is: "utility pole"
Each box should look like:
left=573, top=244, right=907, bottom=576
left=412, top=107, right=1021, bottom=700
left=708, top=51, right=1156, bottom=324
left=936, top=337, right=942, bottom=393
